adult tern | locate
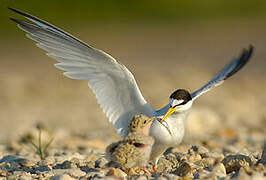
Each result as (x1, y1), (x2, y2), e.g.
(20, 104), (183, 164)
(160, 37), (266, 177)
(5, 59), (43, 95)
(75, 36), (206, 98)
(9, 8), (253, 168)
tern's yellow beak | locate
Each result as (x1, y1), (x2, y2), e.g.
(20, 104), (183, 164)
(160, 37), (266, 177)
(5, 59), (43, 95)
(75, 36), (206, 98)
(162, 107), (179, 121)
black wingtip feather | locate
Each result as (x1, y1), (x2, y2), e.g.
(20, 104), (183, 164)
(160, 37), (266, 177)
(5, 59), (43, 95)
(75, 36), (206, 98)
(8, 7), (20, 13)
(9, 7), (93, 50)
(9, 7), (34, 21)
(225, 45), (254, 80)
(9, 17), (21, 24)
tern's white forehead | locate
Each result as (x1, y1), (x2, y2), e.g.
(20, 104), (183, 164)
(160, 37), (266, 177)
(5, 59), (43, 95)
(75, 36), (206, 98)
(170, 99), (184, 107)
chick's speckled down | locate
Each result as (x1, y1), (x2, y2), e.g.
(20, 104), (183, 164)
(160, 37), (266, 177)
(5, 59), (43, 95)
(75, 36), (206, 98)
(105, 115), (154, 170)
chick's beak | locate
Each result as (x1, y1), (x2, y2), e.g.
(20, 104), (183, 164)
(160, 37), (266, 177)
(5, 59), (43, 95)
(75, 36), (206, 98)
(162, 107), (178, 121)
(142, 120), (152, 135)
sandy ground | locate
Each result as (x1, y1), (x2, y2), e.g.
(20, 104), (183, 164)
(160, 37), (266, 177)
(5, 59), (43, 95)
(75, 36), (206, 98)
(0, 20), (265, 179)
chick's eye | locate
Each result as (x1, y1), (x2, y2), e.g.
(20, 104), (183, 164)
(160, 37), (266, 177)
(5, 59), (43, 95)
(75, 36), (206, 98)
(144, 120), (147, 124)
(133, 143), (145, 148)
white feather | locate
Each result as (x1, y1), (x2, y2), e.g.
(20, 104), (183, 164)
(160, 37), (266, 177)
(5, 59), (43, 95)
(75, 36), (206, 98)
(11, 11), (155, 138)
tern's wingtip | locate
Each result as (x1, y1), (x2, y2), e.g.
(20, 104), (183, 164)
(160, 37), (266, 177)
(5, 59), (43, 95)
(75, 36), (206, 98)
(8, 7), (20, 13)
(248, 44), (254, 54)
(9, 17), (20, 24)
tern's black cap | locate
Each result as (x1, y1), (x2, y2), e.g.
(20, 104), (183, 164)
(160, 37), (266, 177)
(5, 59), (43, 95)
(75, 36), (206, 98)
(170, 89), (192, 105)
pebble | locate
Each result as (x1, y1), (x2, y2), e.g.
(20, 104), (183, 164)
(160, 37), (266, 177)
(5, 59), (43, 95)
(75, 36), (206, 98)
(54, 160), (77, 169)
(187, 154), (202, 163)
(208, 151), (224, 162)
(95, 157), (108, 168)
(257, 142), (266, 165)
(212, 163), (226, 177)
(222, 154), (252, 173)
(171, 161), (192, 177)
(106, 168), (127, 178)
(52, 169), (86, 178)
(135, 175), (148, 180)
(157, 157), (175, 172)
(50, 174), (75, 180)
(161, 173), (180, 179)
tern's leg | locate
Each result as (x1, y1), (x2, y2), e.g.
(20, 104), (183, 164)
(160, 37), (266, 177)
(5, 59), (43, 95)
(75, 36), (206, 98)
(138, 166), (141, 175)
(150, 143), (168, 168)
(152, 164), (157, 172)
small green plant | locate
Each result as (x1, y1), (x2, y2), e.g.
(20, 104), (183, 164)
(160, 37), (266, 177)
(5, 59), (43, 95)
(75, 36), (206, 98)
(30, 129), (54, 160)
(21, 124), (54, 160)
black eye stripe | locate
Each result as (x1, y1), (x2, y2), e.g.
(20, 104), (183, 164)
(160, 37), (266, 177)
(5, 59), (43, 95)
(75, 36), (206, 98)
(179, 101), (187, 105)
(173, 100), (188, 108)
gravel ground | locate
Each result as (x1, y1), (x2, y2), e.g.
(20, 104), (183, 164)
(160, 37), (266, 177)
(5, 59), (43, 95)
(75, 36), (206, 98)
(0, 125), (265, 179)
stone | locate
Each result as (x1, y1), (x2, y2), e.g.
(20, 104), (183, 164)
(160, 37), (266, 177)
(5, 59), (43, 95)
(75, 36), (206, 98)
(95, 157), (108, 168)
(171, 161), (192, 177)
(222, 154), (252, 173)
(257, 142), (266, 166)
(194, 157), (215, 168)
(187, 154), (202, 163)
(16, 158), (36, 168)
(212, 163), (226, 177)
(50, 174), (75, 180)
(54, 160), (77, 169)
(161, 173), (180, 179)
(106, 168), (127, 178)
(157, 157), (175, 172)
(51, 169), (86, 178)
(135, 175), (148, 180)
(38, 158), (55, 166)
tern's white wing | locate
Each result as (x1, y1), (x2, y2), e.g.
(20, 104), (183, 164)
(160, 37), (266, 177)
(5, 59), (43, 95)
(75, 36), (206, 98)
(9, 8), (155, 138)
(191, 46), (253, 100)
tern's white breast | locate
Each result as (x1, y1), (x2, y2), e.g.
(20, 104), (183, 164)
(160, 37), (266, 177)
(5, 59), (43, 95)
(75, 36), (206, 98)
(149, 111), (190, 147)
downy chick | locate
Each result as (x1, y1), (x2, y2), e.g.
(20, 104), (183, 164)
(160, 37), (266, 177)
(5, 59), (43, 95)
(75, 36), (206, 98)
(106, 115), (154, 174)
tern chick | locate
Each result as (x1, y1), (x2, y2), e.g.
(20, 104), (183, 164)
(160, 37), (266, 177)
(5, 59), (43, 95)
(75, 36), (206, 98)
(106, 115), (154, 174)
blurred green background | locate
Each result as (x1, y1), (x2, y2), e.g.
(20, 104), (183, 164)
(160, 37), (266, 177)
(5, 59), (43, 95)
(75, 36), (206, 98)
(1, 0), (266, 34)
(0, 1), (265, 142)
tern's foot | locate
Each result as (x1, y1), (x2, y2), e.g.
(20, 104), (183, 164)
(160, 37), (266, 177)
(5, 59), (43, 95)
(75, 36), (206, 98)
(151, 165), (161, 176)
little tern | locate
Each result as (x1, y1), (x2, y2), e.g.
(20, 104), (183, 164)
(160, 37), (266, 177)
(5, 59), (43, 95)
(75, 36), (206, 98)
(9, 8), (253, 168)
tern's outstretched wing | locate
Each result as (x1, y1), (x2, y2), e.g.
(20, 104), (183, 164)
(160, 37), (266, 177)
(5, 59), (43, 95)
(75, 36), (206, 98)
(191, 46), (253, 100)
(9, 8), (155, 138)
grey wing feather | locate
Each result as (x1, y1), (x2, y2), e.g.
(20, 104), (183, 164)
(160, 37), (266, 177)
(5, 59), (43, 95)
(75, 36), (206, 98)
(191, 46), (253, 100)
(9, 7), (155, 138)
